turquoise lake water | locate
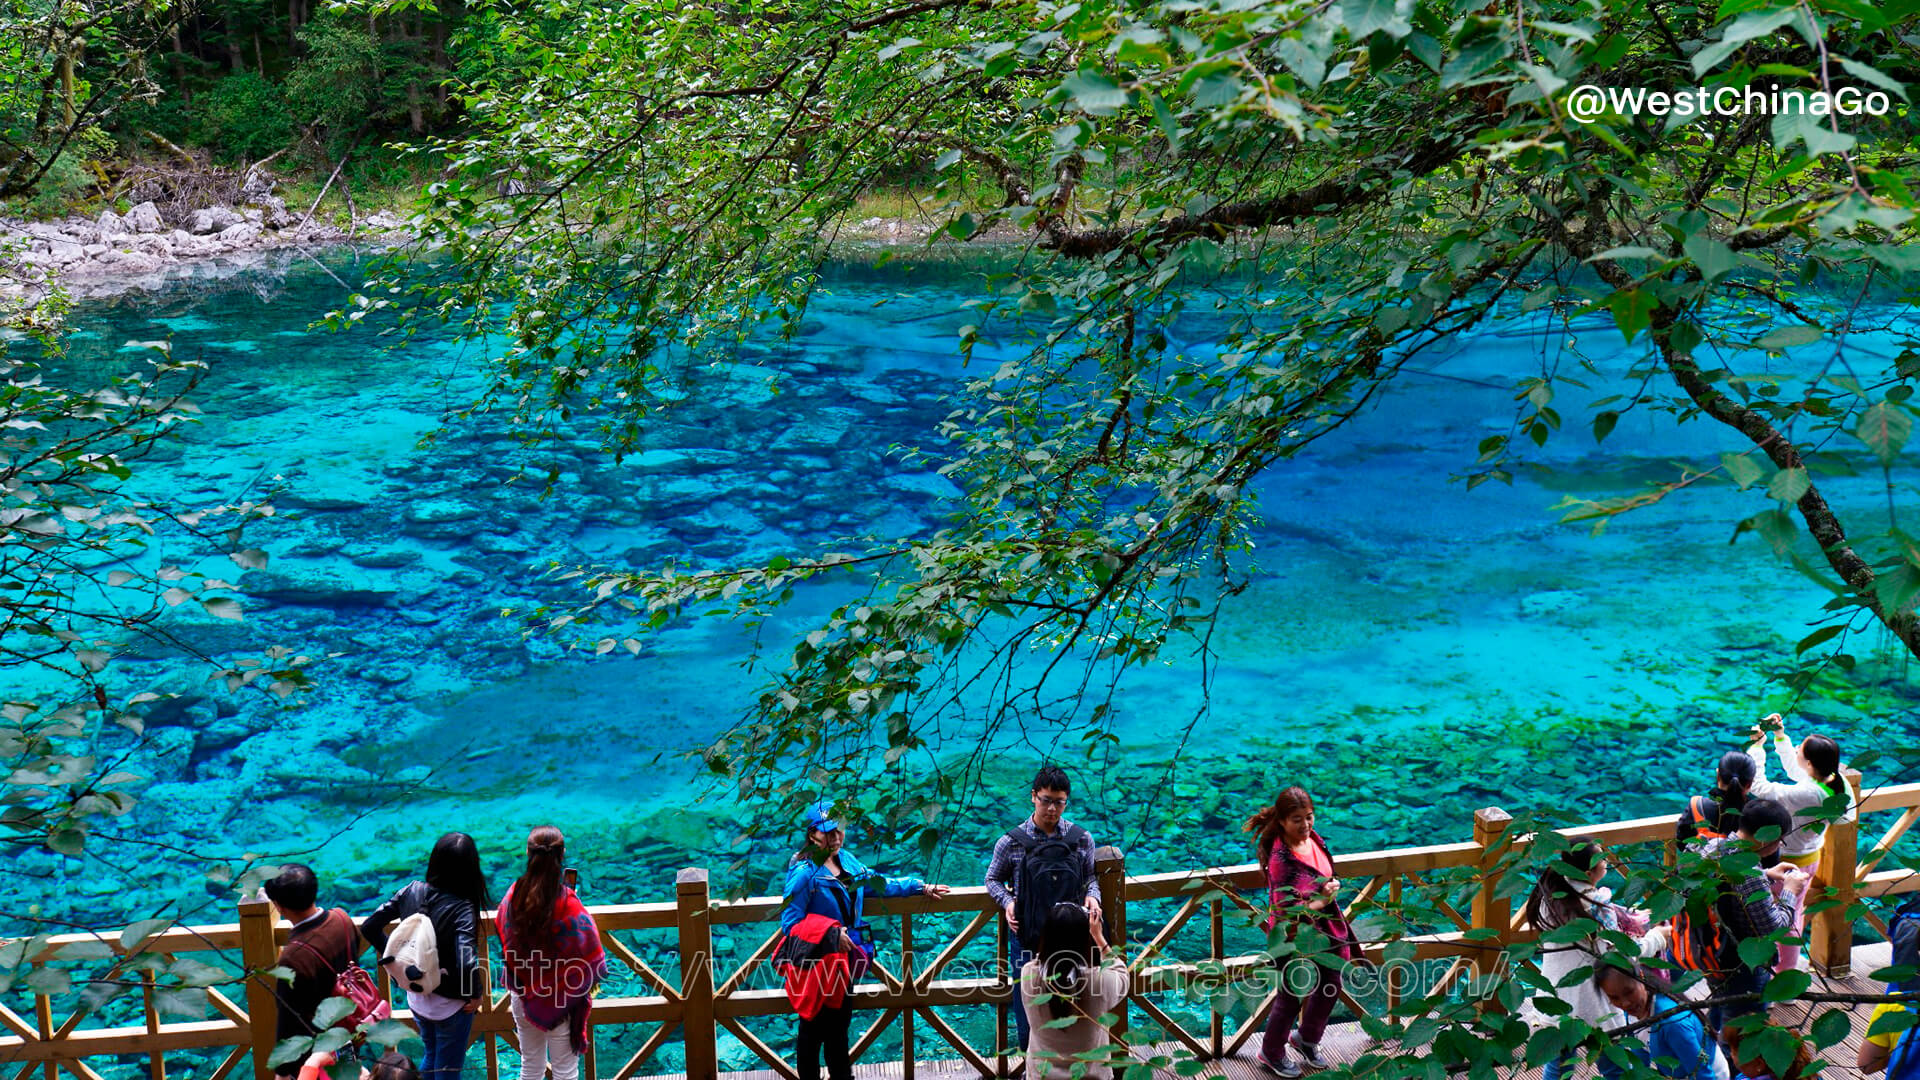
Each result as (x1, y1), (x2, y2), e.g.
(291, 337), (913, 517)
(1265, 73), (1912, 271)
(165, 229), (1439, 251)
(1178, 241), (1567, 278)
(9, 249), (1920, 947)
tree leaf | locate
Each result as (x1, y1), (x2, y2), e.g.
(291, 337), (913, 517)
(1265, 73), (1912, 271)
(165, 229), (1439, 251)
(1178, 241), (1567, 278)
(200, 598), (245, 621)
(1683, 232), (1740, 283)
(1767, 467), (1810, 504)
(1754, 325), (1823, 350)
(1691, 9), (1798, 77)
(1609, 289), (1657, 344)
(1061, 72), (1128, 114)
(311, 996), (355, 1030)
(1855, 401), (1912, 466)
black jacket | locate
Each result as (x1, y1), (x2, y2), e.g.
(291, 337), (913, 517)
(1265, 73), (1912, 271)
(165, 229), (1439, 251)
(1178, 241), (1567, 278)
(362, 881), (484, 1000)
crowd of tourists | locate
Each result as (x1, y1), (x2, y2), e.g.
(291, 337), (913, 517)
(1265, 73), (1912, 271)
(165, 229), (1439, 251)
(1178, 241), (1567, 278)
(253, 713), (1886, 1080)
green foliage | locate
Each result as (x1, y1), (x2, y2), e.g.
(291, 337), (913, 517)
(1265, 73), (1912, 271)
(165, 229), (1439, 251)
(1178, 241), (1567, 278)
(355, 0), (1920, 842)
(331, 0), (1920, 1068)
(197, 71), (296, 163)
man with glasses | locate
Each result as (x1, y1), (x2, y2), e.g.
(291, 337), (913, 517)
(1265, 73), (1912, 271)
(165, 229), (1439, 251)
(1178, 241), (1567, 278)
(983, 764), (1103, 1053)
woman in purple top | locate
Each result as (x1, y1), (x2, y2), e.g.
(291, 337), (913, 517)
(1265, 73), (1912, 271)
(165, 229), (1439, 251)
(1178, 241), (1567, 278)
(1243, 786), (1356, 1078)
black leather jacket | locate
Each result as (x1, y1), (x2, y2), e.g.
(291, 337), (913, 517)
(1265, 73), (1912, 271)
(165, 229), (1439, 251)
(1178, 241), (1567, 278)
(362, 880), (485, 1000)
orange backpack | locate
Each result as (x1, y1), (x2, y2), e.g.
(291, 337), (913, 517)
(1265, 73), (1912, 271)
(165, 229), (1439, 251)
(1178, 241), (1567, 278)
(1685, 796), (1726, 841)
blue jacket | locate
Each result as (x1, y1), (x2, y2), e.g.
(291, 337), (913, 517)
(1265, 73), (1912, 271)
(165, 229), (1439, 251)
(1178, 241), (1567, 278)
(780, 849), (924, 953)
(1637, 994), (1718, 1080)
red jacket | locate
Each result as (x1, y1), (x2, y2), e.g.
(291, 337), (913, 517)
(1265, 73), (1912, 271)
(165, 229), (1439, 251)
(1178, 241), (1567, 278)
(1263, 831), (1358, 961)
(776, 914), (855, 1020)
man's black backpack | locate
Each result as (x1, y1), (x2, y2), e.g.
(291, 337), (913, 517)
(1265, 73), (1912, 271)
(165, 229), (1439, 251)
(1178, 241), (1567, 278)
(1010, 824), (1090, 950)
(1888, 892), (1920, 991)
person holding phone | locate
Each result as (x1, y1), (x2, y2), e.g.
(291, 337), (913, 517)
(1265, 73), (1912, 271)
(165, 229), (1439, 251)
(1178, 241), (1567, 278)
(1243, 786), (1356, 1078)
(496, 827), (606, 1080)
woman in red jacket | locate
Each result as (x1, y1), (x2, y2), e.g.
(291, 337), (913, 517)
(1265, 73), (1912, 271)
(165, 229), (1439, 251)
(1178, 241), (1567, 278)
(1244, 786), (1356, 1078)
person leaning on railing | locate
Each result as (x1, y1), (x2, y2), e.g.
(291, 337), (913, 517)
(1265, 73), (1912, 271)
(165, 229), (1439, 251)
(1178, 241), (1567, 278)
(1518, 840), (1668, 1080)
(780, 801), (949, 1080)
(361, 833), (493, 1080)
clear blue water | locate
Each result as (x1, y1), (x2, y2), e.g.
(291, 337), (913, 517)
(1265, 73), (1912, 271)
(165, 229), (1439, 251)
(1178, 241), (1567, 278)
(10, 250), (1920, 945)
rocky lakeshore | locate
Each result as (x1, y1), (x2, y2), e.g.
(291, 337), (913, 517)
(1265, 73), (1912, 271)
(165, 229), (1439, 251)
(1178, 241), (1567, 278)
(0, 195), (406, 303)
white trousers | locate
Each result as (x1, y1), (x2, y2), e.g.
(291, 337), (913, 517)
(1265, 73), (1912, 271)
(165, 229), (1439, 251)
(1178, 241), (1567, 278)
(509, 995), (579, 1080)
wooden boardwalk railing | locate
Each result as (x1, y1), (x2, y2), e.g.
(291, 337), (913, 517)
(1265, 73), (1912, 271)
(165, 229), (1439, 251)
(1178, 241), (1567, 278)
(6, 776), (1919, 1080)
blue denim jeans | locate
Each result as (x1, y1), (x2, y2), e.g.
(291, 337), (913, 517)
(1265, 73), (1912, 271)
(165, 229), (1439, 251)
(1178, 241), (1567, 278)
(1007, 936), (1035, 1052)
(1707, 966), (1771, 1039)
(418, 1008), (475, 1080)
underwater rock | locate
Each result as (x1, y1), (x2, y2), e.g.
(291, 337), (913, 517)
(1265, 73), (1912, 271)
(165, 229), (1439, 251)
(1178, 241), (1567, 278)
(243, 564), (400, 607)
(624, 448), (745, 474)
(122, 608), (265, 659)
(404, 498), (484, 524)
(770, 407), (864, 451)
(139, 726), (198, 784)
(665, 501), (763, 539)
(142, 781), (242, 834)
(343, 543), (424, 568)
(1519, 590), (1587, 618)
(882, 471), (962, 501)
(280, 489), (375, 511)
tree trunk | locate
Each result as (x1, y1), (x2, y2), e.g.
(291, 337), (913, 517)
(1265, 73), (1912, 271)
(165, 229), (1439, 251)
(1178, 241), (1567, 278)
(228, 36), (245, 73)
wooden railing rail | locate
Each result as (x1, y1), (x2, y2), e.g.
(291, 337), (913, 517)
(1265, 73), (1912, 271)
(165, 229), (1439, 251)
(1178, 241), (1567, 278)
(9, 781), (1920, 1080)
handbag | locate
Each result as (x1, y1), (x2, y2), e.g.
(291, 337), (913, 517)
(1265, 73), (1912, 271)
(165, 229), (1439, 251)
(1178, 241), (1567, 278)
(288, 911), (393, 1031)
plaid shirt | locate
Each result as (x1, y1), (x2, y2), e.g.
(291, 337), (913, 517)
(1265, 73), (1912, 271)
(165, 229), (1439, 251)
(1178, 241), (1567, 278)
(983, 817), (1102, 910)
(1701, 837), (1795, 969)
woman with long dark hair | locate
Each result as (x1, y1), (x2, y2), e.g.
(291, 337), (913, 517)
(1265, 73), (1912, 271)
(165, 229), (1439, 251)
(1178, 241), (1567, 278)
(1519, 841), (1666, 1080)
(496, 827), (606, 1080)
(1019, 902), (1128, 1079)
(363, 833), (493, 1080)
(1677, 752), (1758, 843)
(1243, 786), (1355, 1078)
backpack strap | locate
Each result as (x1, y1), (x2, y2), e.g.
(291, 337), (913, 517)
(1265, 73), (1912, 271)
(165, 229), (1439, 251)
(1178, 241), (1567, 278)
(1889, 1017), (1920, 1080)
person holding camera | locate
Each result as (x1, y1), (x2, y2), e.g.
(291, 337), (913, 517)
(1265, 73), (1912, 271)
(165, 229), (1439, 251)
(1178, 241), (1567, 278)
(495, 827), (605, 1080)
(779, 801), (949, 1080)
(1745, 713), (1850, 971)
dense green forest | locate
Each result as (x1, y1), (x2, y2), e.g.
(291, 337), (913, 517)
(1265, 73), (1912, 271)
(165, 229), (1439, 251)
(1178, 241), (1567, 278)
(0, 0), (487, 218)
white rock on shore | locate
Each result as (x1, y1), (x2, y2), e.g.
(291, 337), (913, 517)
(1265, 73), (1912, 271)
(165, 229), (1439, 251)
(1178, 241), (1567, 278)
(0, 197), (406, 302)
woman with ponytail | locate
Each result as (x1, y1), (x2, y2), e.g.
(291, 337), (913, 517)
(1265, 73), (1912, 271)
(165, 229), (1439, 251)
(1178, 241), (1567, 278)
(1019, 902), (1127, 1079)
(1677, 752), (1757, 843)
(496, 827), (606, 1080)
(1746, 715), (1851, 867)
(1746, 714), (1852, 971)
(1244, 787), (1355, 1078)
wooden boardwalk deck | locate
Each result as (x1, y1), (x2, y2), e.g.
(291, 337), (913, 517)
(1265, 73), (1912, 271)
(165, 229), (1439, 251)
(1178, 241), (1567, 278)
(719, 943), (1898, 1080)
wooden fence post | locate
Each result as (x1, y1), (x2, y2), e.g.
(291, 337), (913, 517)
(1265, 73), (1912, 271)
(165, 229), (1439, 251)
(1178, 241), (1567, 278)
(239, 897), (279, 1080)
(1095, 846), (1127, 1039)
(676, 868), (717, 1080)
(1810, 769), (1863, 977)
(1470, 808), (1513, 990)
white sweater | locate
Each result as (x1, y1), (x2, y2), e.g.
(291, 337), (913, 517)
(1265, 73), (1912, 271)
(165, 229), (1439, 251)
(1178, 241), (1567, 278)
(1746, 731), (1853, 859)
